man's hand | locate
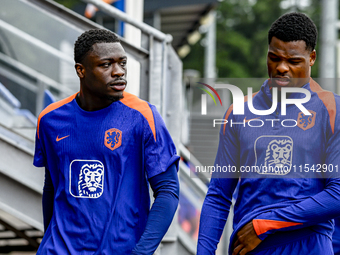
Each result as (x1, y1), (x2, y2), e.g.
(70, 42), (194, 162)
(232, 221), (262, 255)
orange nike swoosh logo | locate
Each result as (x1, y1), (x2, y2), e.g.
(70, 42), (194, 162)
(244, 117), (261, 123)
(56, 135), (70, 142)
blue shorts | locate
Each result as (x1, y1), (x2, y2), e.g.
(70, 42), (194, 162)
(248, 228), (333, 255)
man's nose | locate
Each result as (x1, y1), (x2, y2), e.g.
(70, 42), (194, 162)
(112, 63), (124, 77)
(277, 61), (289, 74)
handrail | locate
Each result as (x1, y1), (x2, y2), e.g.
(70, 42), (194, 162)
(0, 82), (21, 109)
(178, 143), (203, 170)
(0, 52), (73, 95)
(0, 124), (34, 156)
(0, 19), (74, 64)
(25, 0), (149, 59)
(178, 143), (210, 184)
(82, 0), (173, 42)
(179, 161), (207, 198)
(178, 228), (196, 254)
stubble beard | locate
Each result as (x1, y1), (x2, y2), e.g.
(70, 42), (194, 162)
(106, 94), (124, 102)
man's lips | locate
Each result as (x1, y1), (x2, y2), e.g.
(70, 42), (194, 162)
(272, 77), (290, 86)
(111, 84), (126, 91)
(109, 80), (126, 91)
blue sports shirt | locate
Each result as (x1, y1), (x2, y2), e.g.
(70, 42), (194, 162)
(34, 91), (179, 254)
(197, 79), (340, 254)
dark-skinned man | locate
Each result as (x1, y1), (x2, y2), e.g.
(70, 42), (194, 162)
(197, 12), (340, 255)
(34, 29), (179, 255)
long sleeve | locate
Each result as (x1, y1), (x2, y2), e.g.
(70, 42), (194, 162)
(42, 168), (54, 232)
(253, 177), (340, 239)
(197, 177), (238, 254)
(131, 163), (179, 255)
(197, 106), (240, 254)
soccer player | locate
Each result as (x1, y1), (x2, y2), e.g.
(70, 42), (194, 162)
(197, 12), (340, 255)
(33, 29), (180, 254)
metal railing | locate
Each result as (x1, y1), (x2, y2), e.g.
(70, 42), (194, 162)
(0, 52), (72, 116)
(82, 0), (173, 42)
(0, 19), (74, 64)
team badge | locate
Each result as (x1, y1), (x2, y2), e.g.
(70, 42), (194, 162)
(255, 136), (293, 175)
(69, 160), (104, 198)
(104, 128), (122, 151)
(297, 110), (316, 131)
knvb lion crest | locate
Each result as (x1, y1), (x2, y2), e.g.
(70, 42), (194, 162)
(78, 163), (104, 198)
(264, 138), (293, 175)
(69, 159), (104, 198)
(254, 136), (293, 175)
(104, 128), (122, 151)
(297, 110), (316, 131)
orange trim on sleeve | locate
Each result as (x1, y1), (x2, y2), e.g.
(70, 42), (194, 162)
(223, 92), (258, 135)
(309, 78), (336, 134)
(253, 219), (302, 236)
(37, 93), (78, 139)
(120, 92), (156, 141)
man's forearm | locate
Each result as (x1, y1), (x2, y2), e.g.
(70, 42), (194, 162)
(131, 164), (179, 255)
(253, 179), (340, 239)
(197, 178), (238, 255)
(42, 168), (54, 232)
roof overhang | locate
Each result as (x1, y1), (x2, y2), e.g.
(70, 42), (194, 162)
(144, 0), (218, 50)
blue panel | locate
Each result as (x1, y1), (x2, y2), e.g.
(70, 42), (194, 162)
(114, 0), (125, 36)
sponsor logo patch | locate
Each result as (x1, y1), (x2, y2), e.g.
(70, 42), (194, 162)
(255, 136), (293, 175)
(69, 160), (104, 198)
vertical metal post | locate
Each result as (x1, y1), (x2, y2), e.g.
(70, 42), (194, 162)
(337, 42), (340, 95)
(148, 35), (154, 103)
(159, 44), (183, 255)
(204, 10), (216, 79)
(319, 0), (338, 91)
(161, 40), (168, 119)
(153, 11), (161, 30)
(148, 36), (163, 112)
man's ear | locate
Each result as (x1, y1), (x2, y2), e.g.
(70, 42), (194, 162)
(310, 50), (316, 66)
(75, 63), (85, 78)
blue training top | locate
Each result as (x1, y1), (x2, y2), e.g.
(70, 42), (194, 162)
(34, 91), (179, 254)
(197, 79), (340, 254)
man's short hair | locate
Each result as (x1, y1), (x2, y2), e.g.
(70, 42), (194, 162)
(74, 29), (120, 63)
(268, 12), (317, 52)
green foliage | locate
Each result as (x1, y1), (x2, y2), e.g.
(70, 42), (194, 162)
(182, 42), (205, 76)
(52, 0), (80, 9)
(182, 0), (321, 79)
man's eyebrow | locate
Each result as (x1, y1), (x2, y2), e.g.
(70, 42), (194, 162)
(268, 52), (278, 56)
(99, 56), (127, 61)
(289, 57), (304, 60)
(268, 52), (303, 59)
